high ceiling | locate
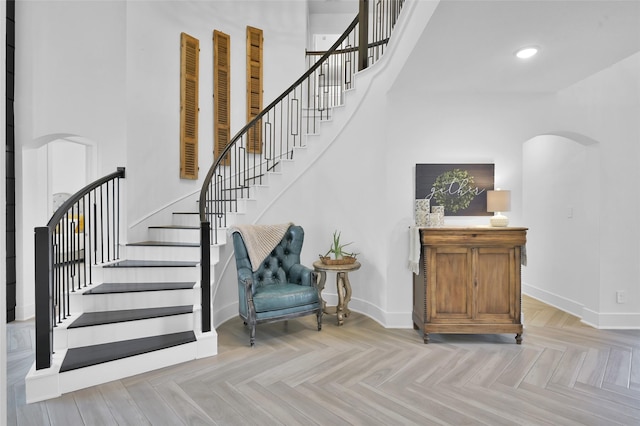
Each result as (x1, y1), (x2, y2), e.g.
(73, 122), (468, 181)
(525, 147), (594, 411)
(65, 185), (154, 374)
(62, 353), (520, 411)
(310, 0), (640, 93)
(308, 0), (359, 15)
(394, 0), (640, 93)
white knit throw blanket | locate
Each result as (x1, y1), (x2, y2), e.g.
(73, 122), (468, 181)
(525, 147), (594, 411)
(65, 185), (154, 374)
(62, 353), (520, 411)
(408, 225), (421, 275)
(230, 223), (294, 271)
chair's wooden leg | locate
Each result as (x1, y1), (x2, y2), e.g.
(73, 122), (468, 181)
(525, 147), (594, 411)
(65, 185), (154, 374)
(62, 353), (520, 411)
(317, 309), (323, 331)
(250, 323), (256, 347)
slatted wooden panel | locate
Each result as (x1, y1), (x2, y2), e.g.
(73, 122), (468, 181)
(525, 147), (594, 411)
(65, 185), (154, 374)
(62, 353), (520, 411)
(180, 32), (199, 179)
(246, 26), (263, 154)
(214, 30), (231, 166)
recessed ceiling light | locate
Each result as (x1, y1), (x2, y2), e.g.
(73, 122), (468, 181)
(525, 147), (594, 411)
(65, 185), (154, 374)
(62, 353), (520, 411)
(515, 46), (539, 59)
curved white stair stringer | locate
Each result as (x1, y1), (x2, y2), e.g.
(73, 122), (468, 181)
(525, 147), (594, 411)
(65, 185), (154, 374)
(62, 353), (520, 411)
(239, 0), (441, 226)
(210, 0), (442, 329)
(208, 55), (384, 329)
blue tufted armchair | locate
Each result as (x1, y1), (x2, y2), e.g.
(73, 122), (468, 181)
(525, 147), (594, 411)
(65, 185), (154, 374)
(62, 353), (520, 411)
(232, 225), (322, 346)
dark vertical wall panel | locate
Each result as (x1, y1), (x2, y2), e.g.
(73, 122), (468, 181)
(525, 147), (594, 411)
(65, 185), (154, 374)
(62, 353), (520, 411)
(6, 0), (16, 322)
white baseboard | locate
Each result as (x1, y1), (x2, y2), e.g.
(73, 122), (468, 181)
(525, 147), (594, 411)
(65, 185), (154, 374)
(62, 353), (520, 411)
(522, 283), (584, 318)
(339, 297), (412, 329)
(581, 307), (640, 329)
(16, 303), (35, 321)
(213, 301), (240, 329)
(523, 282), (640, 329)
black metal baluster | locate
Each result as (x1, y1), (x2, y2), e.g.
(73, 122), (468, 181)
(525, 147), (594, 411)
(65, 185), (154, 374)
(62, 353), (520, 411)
(54, 230), (61, 324)
(82, 196), (88, 286)
(63, 219), (69, 320)
(92, 193), (97, 265)
(100, 186), (104, 263)
(35, 168), (125, 370)
(196, 4), (405, 351)
(70, 209), (76, 290)
(106, 181), (111, 261)
(116, 176), (120, 259)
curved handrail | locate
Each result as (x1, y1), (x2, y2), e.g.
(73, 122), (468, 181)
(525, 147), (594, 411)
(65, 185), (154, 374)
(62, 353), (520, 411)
(199, 1), (406, 231)
(34, 167), (126, 369)
(305, 38), (391, 57)
(198, 0), (405, 334)
(47, 167), (125, 228)
(198, 16), (359, 222)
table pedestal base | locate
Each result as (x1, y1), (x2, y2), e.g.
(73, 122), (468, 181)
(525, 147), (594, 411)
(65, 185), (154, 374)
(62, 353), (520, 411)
(313, 261), (360, 326)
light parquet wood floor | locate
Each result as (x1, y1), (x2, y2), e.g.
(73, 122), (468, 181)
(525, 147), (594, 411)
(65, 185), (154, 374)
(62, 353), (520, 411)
(7, 296), (640, 425)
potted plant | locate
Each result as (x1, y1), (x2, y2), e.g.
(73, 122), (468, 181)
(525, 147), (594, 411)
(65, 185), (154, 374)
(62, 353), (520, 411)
(320, 230), (358, 264)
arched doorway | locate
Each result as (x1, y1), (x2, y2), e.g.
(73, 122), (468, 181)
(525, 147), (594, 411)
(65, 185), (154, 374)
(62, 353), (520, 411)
(16, 134), (97, 321)
(522, 132), (600, 320)
(26, 133), (97, 215)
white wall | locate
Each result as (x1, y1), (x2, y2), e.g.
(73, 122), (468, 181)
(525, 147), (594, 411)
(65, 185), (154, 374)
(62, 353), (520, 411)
(15, 1), (308, 319)
(260, 77), (394, 321)
(15, 0), (127, 320)
(17, 1), (127, 167)
(382, 54), (639, 327)
(384, 92), (557, 324)
(308, 12), (356, 48)
(124, 1), (308, 241)
(523, 52), (640, 327)
(381, 11), (639, 328)
(14, 0), (640, 330)
(213, 0), (444, 328)
(49, 140), (87, 199)
(215, 2), (640, 329)
(523, 135), (600, 320)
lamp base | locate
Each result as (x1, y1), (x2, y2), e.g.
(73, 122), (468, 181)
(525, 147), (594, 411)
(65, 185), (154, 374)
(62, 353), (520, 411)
(490, 214), (509, 227)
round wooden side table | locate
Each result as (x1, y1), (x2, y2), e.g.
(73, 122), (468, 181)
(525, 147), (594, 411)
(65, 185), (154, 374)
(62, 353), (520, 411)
(313, 260), (361, 326)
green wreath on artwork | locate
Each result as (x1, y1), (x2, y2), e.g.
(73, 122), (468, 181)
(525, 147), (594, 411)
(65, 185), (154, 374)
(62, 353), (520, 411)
(432, 169), (477, 213)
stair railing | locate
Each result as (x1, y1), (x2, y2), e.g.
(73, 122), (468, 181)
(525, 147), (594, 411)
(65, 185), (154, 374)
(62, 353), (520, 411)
(34, 167), (126, 370)
(199, 0), (405, 333)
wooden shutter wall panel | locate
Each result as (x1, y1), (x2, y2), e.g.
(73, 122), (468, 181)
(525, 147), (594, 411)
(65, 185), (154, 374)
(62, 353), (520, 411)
(180, 32), (199, 179)
(214, 30), (231, 165)
(246, 26), (263, 154)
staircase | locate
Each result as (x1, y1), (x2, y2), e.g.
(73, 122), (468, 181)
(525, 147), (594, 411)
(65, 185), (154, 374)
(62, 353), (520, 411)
(26, 211), (217, 403)
(27, 0), (408, 403)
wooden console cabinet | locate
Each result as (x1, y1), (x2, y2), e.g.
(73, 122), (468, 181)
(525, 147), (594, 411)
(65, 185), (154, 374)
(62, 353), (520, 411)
(412, 227), (527, 344)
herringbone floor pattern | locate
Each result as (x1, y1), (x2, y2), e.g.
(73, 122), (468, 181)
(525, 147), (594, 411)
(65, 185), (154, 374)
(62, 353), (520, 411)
(7, 296), (640, 425)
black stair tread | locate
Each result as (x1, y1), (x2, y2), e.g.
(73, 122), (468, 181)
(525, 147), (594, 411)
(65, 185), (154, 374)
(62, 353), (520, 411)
(68, 305), (193, 328)
(84, 282), (196, 294)
(60, 331), (196, 372)
(126, 241), (199, 247)
(104, 259), (198, 268)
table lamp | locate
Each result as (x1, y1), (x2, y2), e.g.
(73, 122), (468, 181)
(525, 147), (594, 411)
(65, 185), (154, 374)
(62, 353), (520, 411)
(487, 189), (511, 227)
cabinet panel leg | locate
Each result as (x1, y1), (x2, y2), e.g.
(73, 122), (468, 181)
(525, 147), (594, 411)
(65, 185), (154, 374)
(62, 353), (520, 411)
(423, 333), (429, 344)
(516, 333), (522, 344)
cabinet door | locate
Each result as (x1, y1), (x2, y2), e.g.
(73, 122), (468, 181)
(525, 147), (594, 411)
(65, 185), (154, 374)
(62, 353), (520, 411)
(428, 246), (472, 322)
(474, 247), (517, 323)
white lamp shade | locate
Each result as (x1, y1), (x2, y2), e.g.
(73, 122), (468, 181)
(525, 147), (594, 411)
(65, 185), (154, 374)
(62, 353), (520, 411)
(487, 190), (511, 213)
(487, 190), (511, 227)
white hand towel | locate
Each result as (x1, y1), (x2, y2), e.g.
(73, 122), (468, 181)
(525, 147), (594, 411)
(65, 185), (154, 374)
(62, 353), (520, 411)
(408, 226), (420, 275)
